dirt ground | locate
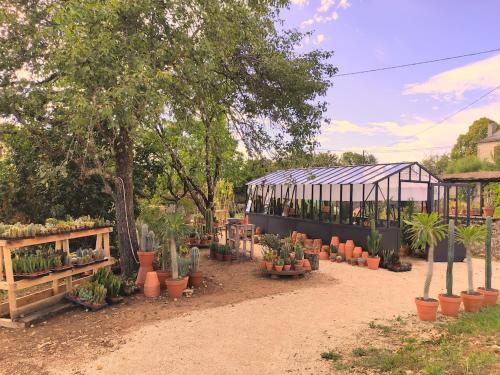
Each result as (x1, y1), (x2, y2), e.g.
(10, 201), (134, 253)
(0, 246), (498, 375)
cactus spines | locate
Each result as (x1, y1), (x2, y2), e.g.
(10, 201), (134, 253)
(485, 217), (492, 290)
(146, 230), (155, 252)
(446, 219), (455, 296)
(139, 223), (149, 251)
(191, 247), (200, 273)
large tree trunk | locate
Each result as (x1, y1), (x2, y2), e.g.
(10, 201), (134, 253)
(114, 127), (139, 276)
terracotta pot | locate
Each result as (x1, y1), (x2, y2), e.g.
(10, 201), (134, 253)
(294, 263), (303, 271)
(255, 226), (262, 235)
(223, 254), (232, 262)
(366, 256), (380, 270)
(461, 291), (484, 312)
(143, 271), (160, 298)
(265, 261), (273, 271)
(399, 245), (409, 258)
(345, 244), (354, 260)
(477, 287), (499, 307)
(165, 277), (188, 299)
(189, 271), (203, 288)
(136, 251), (155, 286)
(283, 264), (291, 271)
(415, 297), (439, 321)
(194, 239), (201, 245)
(303, 258), (312, 271)
(295, 259), (304, 267)
(451, 207), (456, 215)
(438, 294), (461, 317)
(338, 243), (345, 256)
(319, 251), (329, 260)
(470, 208), (479, 216)
(330, 236), (340, 246)
(353, 246), (362, 259)
(156, 271), (171, 288)
(304, 239), (314, 248)
(216, 253), (223, 261)
(345, 240), (354, 248)
(357, 258), (366, 267)
(362, 251), (369, 260)
(275, 265), (283, 272)
(260, 261), (267, 270)
(482, 207), (494, 217)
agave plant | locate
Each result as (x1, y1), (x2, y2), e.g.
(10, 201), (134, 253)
(456, 224), (486, 295)
(405, 212), (446, 300)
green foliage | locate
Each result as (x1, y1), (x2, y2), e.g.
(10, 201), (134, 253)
(339, 151), (377, 166)
(73, 281), (107, 305)
(445, 155), (497, 173)
(451, 117), (498, 159)
(320, 351), (342, 361)
(260, 234), (281, 252)
(485, 217), (492, 289)
(294, 244), (304, 260)
(177, 256), (190, 278)
(91, 268), (122, 298)
(367, 219), (381, 257)
(446, 220), (455, 296)
(421, 154), (451, 175)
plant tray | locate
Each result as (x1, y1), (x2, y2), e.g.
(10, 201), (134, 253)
(65, 294), (108, 311)
(106, 296), (124, 305)
(50, 265), (74, 273)
(13, 271), (51, 280)
(262, 269), (306, 279)
(94, 257), (108, 264)
(73, 261), (96, 268)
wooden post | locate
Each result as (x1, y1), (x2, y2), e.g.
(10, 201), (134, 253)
(0, 246), (4, 282)
(62, 239), (72, 291)
(104, 233), (110, 258)
(3, 248), (18, 319)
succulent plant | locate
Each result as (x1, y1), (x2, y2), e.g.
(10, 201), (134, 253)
(191, 247), (200, 273)
(177, 256), (190, 278)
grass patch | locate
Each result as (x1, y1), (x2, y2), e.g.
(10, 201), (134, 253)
(332, 306), (500, 374)
(320, 351), (341, 361)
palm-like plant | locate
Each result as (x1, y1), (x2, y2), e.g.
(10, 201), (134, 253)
(456, 224), (486, 294)
(405, 213), (447, 300)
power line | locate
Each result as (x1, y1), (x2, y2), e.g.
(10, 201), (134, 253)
(316, 145), (453, 153)
(334, 48), (500, 77)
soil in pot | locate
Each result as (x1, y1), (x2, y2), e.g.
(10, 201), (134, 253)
(165, 277), (189, 299)
(438, 294), (461, 317)
(461, 291), (484, 312)
(189, 271), (203, 288)
(366, 256), (380, 270)
(415, 297), (439, 321)
(477, 287), (499, 307)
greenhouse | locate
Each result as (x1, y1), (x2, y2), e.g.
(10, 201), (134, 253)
(246, 162), (473, 261)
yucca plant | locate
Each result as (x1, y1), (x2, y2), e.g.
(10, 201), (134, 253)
(456, 224), (486, 294)
(405, 212), (446, 300)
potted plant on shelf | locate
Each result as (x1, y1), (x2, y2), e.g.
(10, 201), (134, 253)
(405, 213), (447, 321)
(189, 247), (203, 288)
(456, 223), (486, 312)
(283, 258), (291, 271)
(264, 252), (273, 271)
(482, 185), (495, 217)
(274, 258), (284, 272)
(366, 219), (381, 270)
(294, 244), (304, 271)
(477, 217), (499, 306)
(438, 220), (461, 317)
(135, 223), (156, 286)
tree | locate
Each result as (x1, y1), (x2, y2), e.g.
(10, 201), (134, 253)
(451, 117), (498, 159)
(456, 225), (486, 294)
(339, 151), (377, 165)
(421, 154), (450, 175)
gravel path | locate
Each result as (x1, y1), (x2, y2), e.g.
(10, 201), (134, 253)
(51, 258), (499, 375)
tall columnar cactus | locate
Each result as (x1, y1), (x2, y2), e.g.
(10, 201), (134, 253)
(485, 217), (492, 290)
(191, 247), (200, 273)
(205, 209), (213, 235)
(146, 230), (155, 251)
(446, 219), (455, 296)
(139, 223), (149, 250)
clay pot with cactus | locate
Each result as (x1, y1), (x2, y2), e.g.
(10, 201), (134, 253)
(366, 220), (381, 270)
(438, 220), (461, 317)
(136, 223), (156, 286)
(406, 213), (447, 321)
(477, 218), (499, 306)
(456, 223), (486, 312)
(189, 247), (203, 288)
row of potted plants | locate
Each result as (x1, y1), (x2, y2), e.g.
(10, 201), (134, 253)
(209, 242), (233, 261)
(410, 214), (498, 321)
(260, 233), (311, 273)
(0, 216), (111, 240)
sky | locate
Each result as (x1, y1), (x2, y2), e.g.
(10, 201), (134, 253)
(282, 0), (500, 163)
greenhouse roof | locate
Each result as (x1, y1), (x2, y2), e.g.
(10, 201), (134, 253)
(246, 162), (437, 186)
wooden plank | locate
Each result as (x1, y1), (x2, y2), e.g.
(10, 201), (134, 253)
(103, 233), (110, 258)
(12, 292), (67, 318)
(3, 247), (16, 319)
(0, 317), (26, 329)
(13, 258), (115, 290)
(15, 302), (75, 327)
(0, 246), (4, 281)
(0, 227), (113, 248)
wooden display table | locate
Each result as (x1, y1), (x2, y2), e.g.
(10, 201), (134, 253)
(225, 223), (255, 260)
(0, 227), (114, 328)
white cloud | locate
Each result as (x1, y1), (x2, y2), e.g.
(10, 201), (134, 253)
(301, 11), (338, 28)
(318, 0), (335, 13)
(291, 0), (310, 6)
(313, 33), (326, 45)
(337, 0), (351, 9)
(404, 53), (500, 100)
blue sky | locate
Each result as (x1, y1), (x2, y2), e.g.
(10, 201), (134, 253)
(282, 0), (500, 162)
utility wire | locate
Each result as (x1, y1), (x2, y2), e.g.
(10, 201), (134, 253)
(334, 48), (500, 77)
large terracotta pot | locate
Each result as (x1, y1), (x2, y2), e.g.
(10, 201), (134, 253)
(291, 231), (298, 243)
(144, 271), (160, 298)
(366, 256), (380, 270)
(156, 271), (171, 289)
(438, 294), (461, 317)
(345, 244), (354, 260)
(415, 297), (439, 321)
(136, 251), (155, 286)
(283, 264), (291, 271)
(265, 261), (273, 271)
(338, 243), (345, 256)
(330, 236), (340, 246)
(482, 207), (494, 217)
(477, 287), (499, 307)
(319, 251), (329, 260)
(189, 271), (203, 288)
(461, 291), (484, 312)
(353, 246), (362, 259)
(166, 276), (189, 299)
(345, 240), (354, 248)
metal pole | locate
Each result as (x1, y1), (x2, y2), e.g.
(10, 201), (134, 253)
(349, 184), (353, 225)
(397, 173), (401, 227)
(374, 183), (379, 226)
(319, 184), (323, 222)
(339, 185), (343, 224)
(386, 179), (390, 228)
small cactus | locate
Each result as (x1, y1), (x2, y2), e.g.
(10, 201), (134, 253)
(191, 247), (200, 273)
(485, 217), (492, 290)
(446, 219), (455, 296)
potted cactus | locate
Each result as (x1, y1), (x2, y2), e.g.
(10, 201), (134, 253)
(405, 213), (447, 321)
(274, 258), (284, 272)
(477, 218), (499, 306)
(438, 220), (462, 317)
(165, 215), (190, 299)
(366, 220), (381, 270)
(189, 247), (203, 288)
(135, 223), (156, 286)
(456, 223), (486, 312)
(482, 186), (495, 217)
